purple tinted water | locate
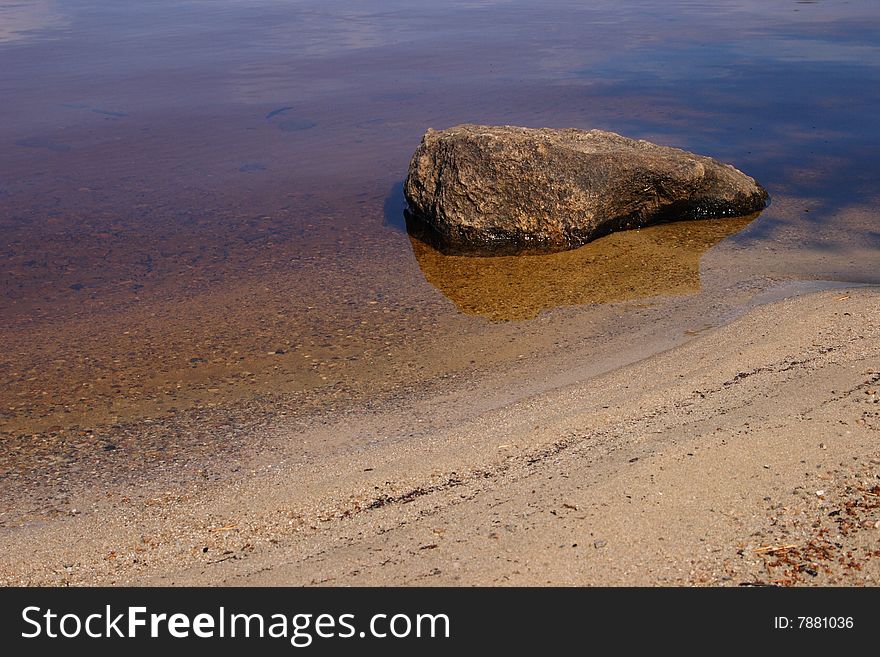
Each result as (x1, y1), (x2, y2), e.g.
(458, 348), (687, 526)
(0, 1), (878, 436)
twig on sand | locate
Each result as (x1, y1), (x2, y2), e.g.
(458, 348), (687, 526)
(754, 544), (798, 554)
(207, 554), (236, 565)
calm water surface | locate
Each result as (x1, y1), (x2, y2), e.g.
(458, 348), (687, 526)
(1, 0), (879, 438)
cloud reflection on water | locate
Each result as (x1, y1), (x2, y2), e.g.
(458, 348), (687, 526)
(0, 0), (66, 45)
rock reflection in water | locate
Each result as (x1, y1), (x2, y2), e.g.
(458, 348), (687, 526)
(409, 215), (758, 321)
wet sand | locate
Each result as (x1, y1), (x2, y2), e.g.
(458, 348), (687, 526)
(1, 286), (877, 586)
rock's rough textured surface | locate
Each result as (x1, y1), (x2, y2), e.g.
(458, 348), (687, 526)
(404, 124), (768, 254)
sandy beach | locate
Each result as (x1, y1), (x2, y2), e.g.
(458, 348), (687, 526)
(1, 286), (877, 586)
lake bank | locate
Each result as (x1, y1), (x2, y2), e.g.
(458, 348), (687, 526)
(2, 0), (879, 588)
(2, 285), (877, 586)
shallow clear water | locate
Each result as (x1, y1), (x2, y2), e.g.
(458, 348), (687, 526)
(1, 0), (878, 435)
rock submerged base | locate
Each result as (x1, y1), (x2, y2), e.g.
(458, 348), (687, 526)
(404, 125), (768, 255)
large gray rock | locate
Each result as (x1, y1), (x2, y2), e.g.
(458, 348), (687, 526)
(404, 124), (768, 255)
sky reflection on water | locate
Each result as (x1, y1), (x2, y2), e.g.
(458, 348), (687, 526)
(1, 0), (878, 319)
(1, 0), (878, 439)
